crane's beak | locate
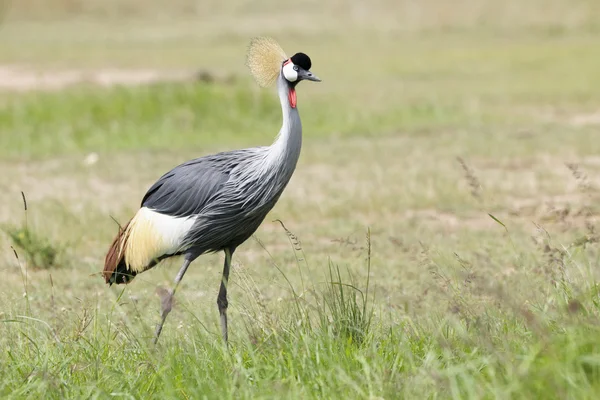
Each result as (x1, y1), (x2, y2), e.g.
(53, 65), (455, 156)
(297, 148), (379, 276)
(298, 68), (321, 82)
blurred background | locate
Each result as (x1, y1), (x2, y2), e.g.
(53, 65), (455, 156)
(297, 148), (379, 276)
(2, 0), (600, 155)
(1, 0), (600, 349)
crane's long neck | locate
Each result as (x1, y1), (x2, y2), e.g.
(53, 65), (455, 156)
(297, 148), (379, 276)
(267, 73), (302, 176)
(238, 73), (302, 210)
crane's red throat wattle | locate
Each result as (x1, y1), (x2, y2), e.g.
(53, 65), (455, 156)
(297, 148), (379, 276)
(288, 88), (297, 108)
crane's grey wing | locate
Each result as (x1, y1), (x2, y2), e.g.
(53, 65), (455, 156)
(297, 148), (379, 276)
(141, 157), (234, 218)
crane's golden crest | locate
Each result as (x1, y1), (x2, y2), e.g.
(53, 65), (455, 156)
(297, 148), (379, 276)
(246, 37), (288, 87)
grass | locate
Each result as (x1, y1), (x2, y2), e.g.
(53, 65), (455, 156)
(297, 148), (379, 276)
(0, 79), (511, 159)
(2, 0), (600, 398)
(4, 231), (600, 398)
(4, 226), (62, 270)
(2, 193), (64, 270)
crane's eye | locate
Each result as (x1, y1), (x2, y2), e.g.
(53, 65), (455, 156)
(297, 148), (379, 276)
(293, 66), (299, 71)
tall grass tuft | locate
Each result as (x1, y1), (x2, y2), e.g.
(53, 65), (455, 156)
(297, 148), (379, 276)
(2, 192), (63, 270)
(5, 227), (61, 270)
(319, 229), (373, 346)
(239, 224), (374, 349)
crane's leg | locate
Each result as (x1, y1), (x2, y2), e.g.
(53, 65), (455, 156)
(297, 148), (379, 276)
(153, 257), (192, 345)
(217, 247), (234, 344)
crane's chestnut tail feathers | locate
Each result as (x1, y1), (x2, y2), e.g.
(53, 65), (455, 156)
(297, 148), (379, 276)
(104, 219), (135, 284)
(103, 219), (165, 285)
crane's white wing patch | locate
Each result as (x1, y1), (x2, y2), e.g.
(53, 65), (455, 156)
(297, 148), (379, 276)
(123, 207), (197, 272)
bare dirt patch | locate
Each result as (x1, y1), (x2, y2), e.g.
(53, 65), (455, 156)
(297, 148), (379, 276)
(0, 65), (214, 92)
(570, 112), (600, 127)
(529, 106), (600, 127)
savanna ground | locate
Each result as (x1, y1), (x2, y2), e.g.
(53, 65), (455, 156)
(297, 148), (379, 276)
(2, 0), (600, 398)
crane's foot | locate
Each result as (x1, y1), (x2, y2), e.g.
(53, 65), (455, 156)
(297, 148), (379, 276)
(219, 309), (228, 345)
(153, 288), (174, 345)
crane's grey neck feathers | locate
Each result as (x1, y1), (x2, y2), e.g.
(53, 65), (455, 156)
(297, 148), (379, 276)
(232, 71), (302, 210)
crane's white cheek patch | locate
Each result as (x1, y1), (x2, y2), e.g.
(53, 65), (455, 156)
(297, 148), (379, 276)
(282, 63), (298, 82)
(124, 207), (197, 272)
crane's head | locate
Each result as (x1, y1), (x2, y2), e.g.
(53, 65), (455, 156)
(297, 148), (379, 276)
(246, 37), (321, 88)
(281, 52), (321, 86)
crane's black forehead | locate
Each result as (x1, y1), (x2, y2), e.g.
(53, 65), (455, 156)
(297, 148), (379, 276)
(290, 52), (312, 70)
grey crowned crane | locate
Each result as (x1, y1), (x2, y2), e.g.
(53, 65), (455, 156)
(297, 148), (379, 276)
(103, 37), (320, 344)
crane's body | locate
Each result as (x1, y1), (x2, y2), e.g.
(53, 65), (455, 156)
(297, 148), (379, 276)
(103, 37), (320, 344)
